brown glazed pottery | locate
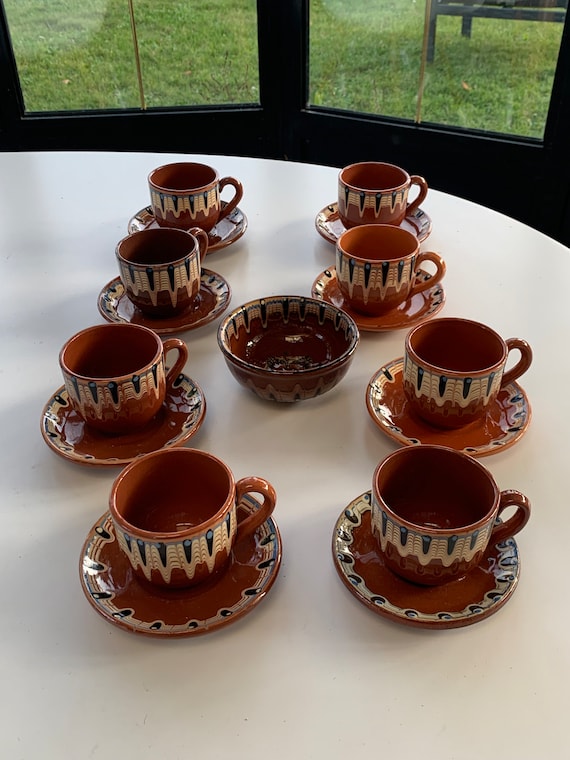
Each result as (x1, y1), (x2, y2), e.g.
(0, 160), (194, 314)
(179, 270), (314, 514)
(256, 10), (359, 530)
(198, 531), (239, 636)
(109, 447), (276, 589)
(217, 295), (360, 402)
(80, 492), (282, 636)
(116, 227), (208, 317)
(365, 357), (531, 457)
(332, 492), (522, 630)
(335, 223), (446, 315)
(371, 445), (531, 586)
(403, 317), (533, 429)
(148, 162), (243, 233)
(338, 162), (428, 228)
(59, 323), (188, 435)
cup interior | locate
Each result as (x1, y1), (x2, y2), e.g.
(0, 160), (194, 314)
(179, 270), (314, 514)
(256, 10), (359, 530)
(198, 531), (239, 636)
(375, 446), (497, 530)
(61, 325), (160, 378)
(114, 449), (232, 535)
(407, 319), (506, 372)
(117, 228), (197, 267)
(149, 162), (217, 192)
(338, 224), (417, 261)
(340, 162), (407, 191)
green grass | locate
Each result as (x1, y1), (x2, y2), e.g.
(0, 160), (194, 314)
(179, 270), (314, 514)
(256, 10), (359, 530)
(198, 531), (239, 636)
(4, 0), (564, 137)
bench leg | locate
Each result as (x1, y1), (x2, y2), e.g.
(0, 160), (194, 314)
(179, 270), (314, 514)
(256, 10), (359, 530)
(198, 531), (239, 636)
(461, 15), (473, 37)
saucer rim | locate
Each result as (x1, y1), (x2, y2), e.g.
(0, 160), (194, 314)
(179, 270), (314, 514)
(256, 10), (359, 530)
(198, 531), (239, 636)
(40, 373), (206, 467)
(365, 357), (531, 457)
(127, 202), (248, 252)
(311, 266), (445, 332)
(97, 268), (231, 335)
(79, 495), (282, 637)
(315, 201), (433, 244)
(332, 491), (520, 630)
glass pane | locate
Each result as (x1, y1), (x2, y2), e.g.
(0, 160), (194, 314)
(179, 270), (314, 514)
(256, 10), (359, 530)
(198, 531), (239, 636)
(309, 0), (566, 139)
(3, 0), (259, 112)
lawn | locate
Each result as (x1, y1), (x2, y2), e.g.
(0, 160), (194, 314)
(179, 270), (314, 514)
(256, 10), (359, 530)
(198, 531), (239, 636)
(3, 0), (564, 138)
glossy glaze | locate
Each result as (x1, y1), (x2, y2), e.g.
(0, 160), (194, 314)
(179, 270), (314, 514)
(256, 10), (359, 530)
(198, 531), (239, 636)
(365, 358), (531, 457)
(98, 270), (231, 335)
(80, 494), (281, 636)
(311, 267), (445, 332)
(218, 295), (359, 402)
(129, 203), (248, 251)
(40, 373), (206, 466)
(315, 202), (432, 244)
(332, 492), (521, 629)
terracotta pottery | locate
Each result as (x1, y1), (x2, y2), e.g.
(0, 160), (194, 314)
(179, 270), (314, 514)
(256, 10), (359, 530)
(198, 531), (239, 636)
(315, 202), (432, 245)
(365, 358), (531, 457)
(148, 162), (243, 233)
(335, 224), (445, 316)
(311, 267), (445, 332)
(116, 227), (208, 317)
(403, 317), (533, 429)
(109, 447), (277, 589)
(128, 203), (248, 252)
(337, 162), (428, 228)
(59, 323), (188, 435)
(217, 295), (360, 402)
(332, 492), (521, 630)
(80, 493), (281, 636)
(97, 269), (232, 335)
(371, 445), (531, 586)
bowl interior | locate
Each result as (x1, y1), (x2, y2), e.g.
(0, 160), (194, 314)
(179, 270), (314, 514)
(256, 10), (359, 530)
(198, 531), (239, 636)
(220, 297), (358, 372)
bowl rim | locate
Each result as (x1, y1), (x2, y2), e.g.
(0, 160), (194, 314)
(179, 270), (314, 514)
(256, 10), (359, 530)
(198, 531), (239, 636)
(217, 294), (360, 374)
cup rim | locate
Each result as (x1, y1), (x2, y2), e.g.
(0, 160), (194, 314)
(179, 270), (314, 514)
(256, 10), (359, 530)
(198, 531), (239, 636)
(373, 444), (500, 534)
(339, 161), (410, 191)
(337, 223), (418, 261)
(109, 447), (235, 540)
(116, 227), (200, 268)
(148, 161), (219, 193)
(405, 317), (508, 375)
(59, 323), (163, 382)
(217, 294), (360, 373)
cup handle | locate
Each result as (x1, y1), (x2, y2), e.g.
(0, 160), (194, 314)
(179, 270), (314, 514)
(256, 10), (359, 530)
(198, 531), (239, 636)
(501, 338), (533, 387)
(217, 176), (243, 222)
(406, 175), (428, 214)
(234, 476), (277, 542)
(490, 489), (531, 545)
(162, 338), (188, 390)
(409, 251), (446, 296)
(187, 226), (209, 262)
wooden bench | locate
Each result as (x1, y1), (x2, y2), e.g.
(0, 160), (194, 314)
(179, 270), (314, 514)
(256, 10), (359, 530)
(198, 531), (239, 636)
(426, 0), (568, 62)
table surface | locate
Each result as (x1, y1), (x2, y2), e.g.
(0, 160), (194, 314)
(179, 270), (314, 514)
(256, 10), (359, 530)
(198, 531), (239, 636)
(1, 151), (567, 759)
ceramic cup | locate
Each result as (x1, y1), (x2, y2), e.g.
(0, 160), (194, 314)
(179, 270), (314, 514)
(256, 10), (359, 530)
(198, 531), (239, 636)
(59, 323), (188, 435)
(116, 227), (209, 317)
(371, 444), (531, 586)
(148, 161), (243, 233)
(109, 447), (277, 589)
(335, 223), (446, 315)
(338, 161), (428, 229)
(402, 317), (533, 429)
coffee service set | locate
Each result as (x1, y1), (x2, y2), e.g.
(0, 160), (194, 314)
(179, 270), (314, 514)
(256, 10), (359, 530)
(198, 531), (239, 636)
(40, 160), (532, 635)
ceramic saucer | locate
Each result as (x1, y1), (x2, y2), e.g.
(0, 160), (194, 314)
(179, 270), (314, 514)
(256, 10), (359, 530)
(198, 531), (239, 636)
(79, 494), (282, 636)
(311, 267), (445, 332)
(315, 202), (432, 245)
(40, 373), (206, 467)
(332, 492), (520, 630)
(365, 358), (531, 457)
(128, 202), (248, 252)
(97, 269), (231, 335)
